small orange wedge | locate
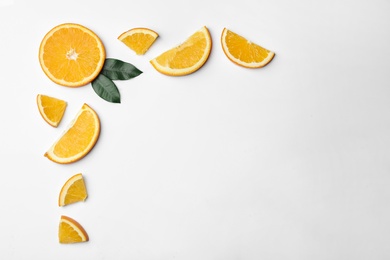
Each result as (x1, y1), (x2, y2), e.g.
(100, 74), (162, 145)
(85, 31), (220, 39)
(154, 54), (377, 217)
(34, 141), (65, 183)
(36, 94), (67, 127)
(150, 26), (212, 76)
(44, 103), (100, 164)
(59, 215), (89, 244)
(118, 27), (158, 55)
(221, 28), (275, 68)
(58, 173), (88, 206)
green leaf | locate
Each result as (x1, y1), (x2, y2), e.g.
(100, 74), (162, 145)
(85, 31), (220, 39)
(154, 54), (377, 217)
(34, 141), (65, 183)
(101, 58), (143, 80)
(91, 74), (121, 103)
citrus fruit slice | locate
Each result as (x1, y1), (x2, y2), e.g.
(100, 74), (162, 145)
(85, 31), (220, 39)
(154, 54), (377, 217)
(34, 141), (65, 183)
(150, 26), (212, 76)
(118, 27), (158, 55)
(58, 173), (88, 206)
(59, 215), (89, 244)
(44, 103), (100, 164)
(36, 94), (67, 127)
(39, 23), (106, 87)
(221, 28), (275, 68)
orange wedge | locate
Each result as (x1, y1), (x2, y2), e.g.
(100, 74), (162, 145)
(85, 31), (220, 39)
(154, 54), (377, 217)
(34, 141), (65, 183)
(36, 94), (67, 127)
(150, 26), (212, 76)
(58, 173), (88, 206)
(44, 103), (100, 164)
(221, 28), (275, 68)
(39, 23), (106, 87)
(59, 215), (89, 244)
(118, 27), (158, 55)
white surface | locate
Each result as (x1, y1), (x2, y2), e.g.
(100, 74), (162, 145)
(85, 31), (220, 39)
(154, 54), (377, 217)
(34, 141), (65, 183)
(1, 0), (390, 259)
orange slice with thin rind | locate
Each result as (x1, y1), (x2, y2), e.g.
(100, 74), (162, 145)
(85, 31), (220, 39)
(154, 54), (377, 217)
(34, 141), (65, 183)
(118, 27), (158, 55)
(150, 26), (212, 76)
(44, 103), (100, 164)
(36, 94), (67, 127)
(221, 28), (275, 68)
(58, 173), (88, 206)
(59, 215), (89, 244)
(39, 23), (106, 87)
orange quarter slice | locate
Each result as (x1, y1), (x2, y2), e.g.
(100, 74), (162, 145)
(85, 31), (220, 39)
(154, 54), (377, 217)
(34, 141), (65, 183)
(58, 173), (88, 206)
(59, 215), (89, 244)
(118, 27), (158, 55)
(36, 94), (67, 127)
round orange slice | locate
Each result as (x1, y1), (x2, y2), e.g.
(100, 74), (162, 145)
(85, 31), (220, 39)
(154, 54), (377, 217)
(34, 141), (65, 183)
(118, 27), (158, 55)
(36, 94), (67, 127)
(221, 28), (275, 68)
(44, 103), (100, 164)
(59, 215), (89, 244)
(150, 26), (212, 76)
(58, 173), (88, 206)
(39, 23), (106, 87)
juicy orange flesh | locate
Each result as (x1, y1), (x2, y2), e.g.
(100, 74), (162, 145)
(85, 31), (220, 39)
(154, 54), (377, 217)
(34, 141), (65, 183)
(59, 221), (84, 243)
(155, 31), (207, 69)
(53, 110), (96, 158)
(64, 178), (87, 205)
(40, 95), (66, 124)
(42, 27), (103, 83)
(225, 30), (270, 63)
(122, 33), (156, 55)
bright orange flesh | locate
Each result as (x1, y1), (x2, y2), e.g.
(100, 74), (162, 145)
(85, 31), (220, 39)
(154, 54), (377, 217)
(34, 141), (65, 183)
(39, 23), (106, 87)
(118, 27), (158, 55)
(44, 103), (100, 164)
(59, 173), (88, 206)
(221, 28), (274, 68)
(59, 215), (89, 244)
(36, 94), (67, 127)
(150, 26), (212, 76)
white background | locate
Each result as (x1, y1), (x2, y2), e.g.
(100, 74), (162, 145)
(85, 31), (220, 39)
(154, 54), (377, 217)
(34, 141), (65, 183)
(1, 0), (390, 259)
